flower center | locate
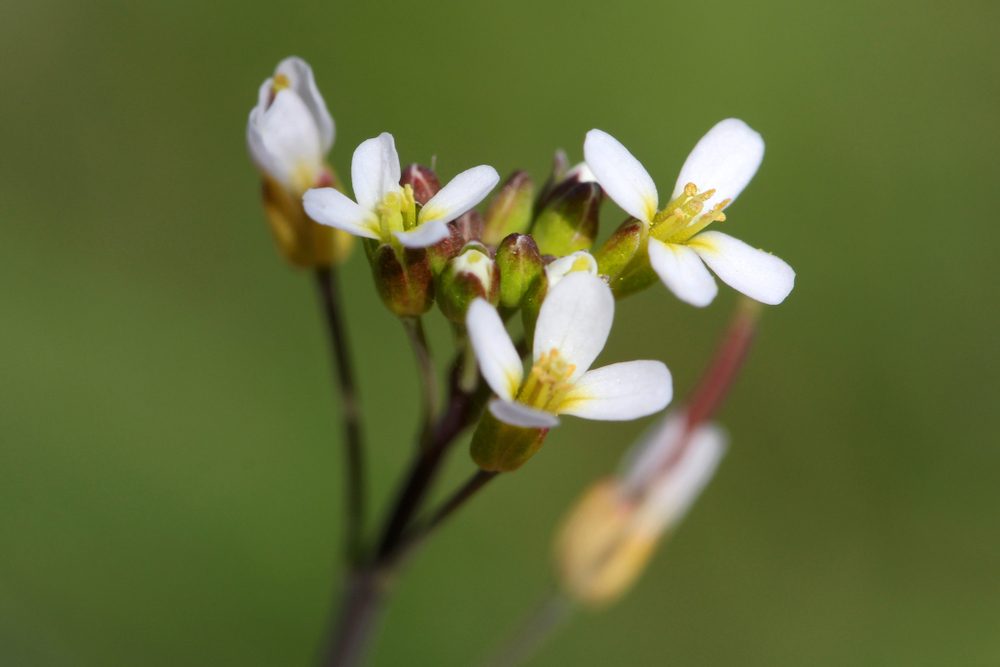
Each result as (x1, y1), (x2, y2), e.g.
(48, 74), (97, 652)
(649, 183), (730, 244)
(375, 185), (417, 240)
(516, 348), (577, 413)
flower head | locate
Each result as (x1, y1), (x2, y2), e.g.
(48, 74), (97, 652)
(467, 272), (672, 430)
(303, 133), (499, 249)
(585, 120), (795, 307)
(247, 57), (335, 195)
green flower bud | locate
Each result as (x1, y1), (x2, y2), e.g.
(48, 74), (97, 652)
(438, 243), (498, 322)
(483, 171), (534, 246)
(370, 243), (434, 317)
(400, 163), (441, 206)
(530, 179), (603, 256)
(594, 220), (655, 299)
(495, 233), (544, 309)
(470, 410), (550, 472)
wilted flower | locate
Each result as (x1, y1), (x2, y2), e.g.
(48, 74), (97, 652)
(585, 120), (795, 306)
(303, 132), (499, 249)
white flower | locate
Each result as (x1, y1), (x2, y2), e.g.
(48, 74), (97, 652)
(303, 133), (499, 249)
(467, 272), (672, 429)
(584, 120), (795, 307)
(246, 56), (334, 194)
(544, 250), (598, 289)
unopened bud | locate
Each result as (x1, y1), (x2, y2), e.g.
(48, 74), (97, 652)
(400, 163), (441, 206)
(260, 170), (354, 268)
(483, 171), (534, 245)
(495, 233), (544, 309)
(438, 243), (499, 322)
(370, 243), (434, 317)
(531, 180), (602, 256)
(428, 210), (485, 275)
(470, 410), (550, 472)
(594, 219), (653, 298)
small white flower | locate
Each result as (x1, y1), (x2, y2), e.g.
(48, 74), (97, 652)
(303, 133), (499, 249)
(544, 250), (598, 289)
(246, 56), (334, 194)
(467, 272), (672, 428)
(584, 120), (795, 307)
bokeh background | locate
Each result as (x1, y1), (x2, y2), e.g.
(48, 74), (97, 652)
(3, 0), (999, 664)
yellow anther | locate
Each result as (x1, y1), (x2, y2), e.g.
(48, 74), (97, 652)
(271, 73), (291, 94)
(516, 348), (577, 413)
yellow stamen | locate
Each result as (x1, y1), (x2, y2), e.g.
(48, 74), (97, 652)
(516, 348), (577, 413)
(649, 183), (729, 244)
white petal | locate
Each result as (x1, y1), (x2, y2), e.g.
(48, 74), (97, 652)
(394, 219), (450, 248)
(544, 251), (598, 289)
(647, 238), (718, 307)
(633, 425), (727, 537)
(619, 412), (688, 494)
(533, 272), (613, 379)
(671, 118), (764, 210)
(246, 90), (322, 191)
(560, 361), (672, 421)
(466, 299), (523, 401)
(419, 165), (500, 224)
(302, 188), (379, 239)
(583, 129), (658, 223)
(564, 161), (597, 183)
(489, 399), (560, 429)
(275, 56), (335, 153)
(689, 231), (795, 305)
(351, 133), (401, 211)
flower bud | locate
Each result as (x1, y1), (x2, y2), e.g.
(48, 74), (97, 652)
(370, 243), (434, 317)
(400, 163), (441, 206)
(594, 219), (654, 298)
(470, 410), (549, 472)
(248, 57), (353, 267)
(482, 171), (534, 246)
(554, 414), (725, 607)
(530, 179), (603, 256)
(438, 243), (499, 323)
(495, 233), (544, 309)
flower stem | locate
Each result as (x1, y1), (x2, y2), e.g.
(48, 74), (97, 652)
(481, 591), (574, 667)
(401, 316), (440, 448)
(314, 266), (366, 565)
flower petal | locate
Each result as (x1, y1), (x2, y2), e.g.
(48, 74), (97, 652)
(489, 398), (560, 429)
(560, 360), (672, 421)
(274, 56), (335, 153)
(647, 238), (718, 307)
(394, 219), (450, 248)
(544, 251), (598, 289)
(302, 188), (379, 239)
(419, 165), (500, 224)
(247, 90), (323, 191)
(671, 118), (764, 211)
(351, 132), (401, 211)
(466, 299), (523, 401)
(633, 424), (727, 537)
(584, 129), (658, 223)
(689, 231), (795, 305)
(619, 411), (688, 494)
(533, 272), (613, 379)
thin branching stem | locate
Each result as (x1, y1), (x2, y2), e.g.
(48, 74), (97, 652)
(401, 316), (439, 447)
(314, 266), (366, 565)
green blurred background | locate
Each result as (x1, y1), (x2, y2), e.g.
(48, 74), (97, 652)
(2, 0), (998, 664)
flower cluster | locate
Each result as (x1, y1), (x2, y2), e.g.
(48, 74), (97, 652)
(246, 56), (797, 660)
